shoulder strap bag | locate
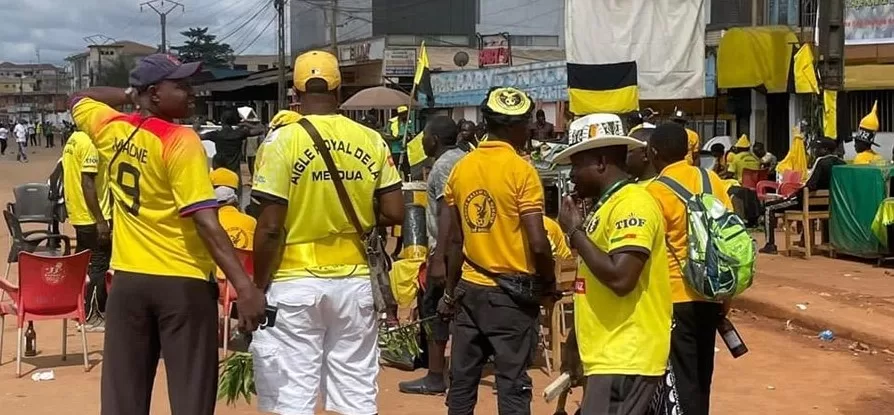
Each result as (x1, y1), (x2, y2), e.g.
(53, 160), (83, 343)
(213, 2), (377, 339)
(297, 118), (397, 312)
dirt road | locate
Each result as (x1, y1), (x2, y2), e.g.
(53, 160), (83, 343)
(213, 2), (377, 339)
(0, 149), (892, 414)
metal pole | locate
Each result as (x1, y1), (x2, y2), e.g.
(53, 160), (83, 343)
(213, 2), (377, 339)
(141, 0), (184, 53)
(330, 0), (338, 54)
(276, 0), (287, 109)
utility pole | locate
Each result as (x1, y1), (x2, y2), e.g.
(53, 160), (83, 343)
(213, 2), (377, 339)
(84, 35), (116, 87)
(141, 0), (185, 53)
(330, 0), (339, 54)
(276, 0), (287, 109)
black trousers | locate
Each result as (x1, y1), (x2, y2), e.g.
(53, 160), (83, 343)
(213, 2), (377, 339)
(74, 223), (112, 316)
(0, 139), (6, 155)
(45, 133), (54, 148)
(448, 280), (539, 415)
(101, 272), (219, 415)
(668, 301), (724, 415)
(581, 375), (660, 415)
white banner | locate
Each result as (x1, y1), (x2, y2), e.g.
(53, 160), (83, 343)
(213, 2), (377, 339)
(566, 0), (707, 100)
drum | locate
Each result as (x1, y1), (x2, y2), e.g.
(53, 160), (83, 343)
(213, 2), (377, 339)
(399, 182), (429, 259)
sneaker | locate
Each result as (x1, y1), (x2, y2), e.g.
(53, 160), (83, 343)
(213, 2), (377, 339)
(85, 315), (106, 333)
(758, 244), (778, 255)
(398, 373), (447, 395)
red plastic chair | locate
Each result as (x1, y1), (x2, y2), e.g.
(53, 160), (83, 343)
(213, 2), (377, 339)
(741, 168), (769, 190)
(220, 248), (253, 355)
(757, 170), (803, 201)
(2, 250), (91, 377)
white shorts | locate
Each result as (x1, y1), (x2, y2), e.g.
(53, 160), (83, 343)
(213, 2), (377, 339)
(250, 277), (379, 415)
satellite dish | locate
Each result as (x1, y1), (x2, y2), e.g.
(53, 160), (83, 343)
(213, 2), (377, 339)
(453, 51), (469, 68)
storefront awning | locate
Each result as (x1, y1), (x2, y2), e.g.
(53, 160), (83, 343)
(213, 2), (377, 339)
(717, 26), (799, 93)
(845, 64), (894, 90)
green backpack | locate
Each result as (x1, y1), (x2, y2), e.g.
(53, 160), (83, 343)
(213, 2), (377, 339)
(657, 169), (756, 300)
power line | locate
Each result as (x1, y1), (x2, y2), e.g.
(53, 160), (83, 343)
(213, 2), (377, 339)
(237, 14), (277, 55)
(218, 0), (274, 43)
(232, 8), (275, 52)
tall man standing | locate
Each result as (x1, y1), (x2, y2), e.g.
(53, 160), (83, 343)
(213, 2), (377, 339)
(14, 120), (27, 163)
(553, 127), (672, 415)
(70, 53), (266, 415)
(250, 50), (404, 415)
(62, 129), (112, 327)
(400, 116), (465, 395)
(436, 87), (556, 415)
(646, 123), (734, 415)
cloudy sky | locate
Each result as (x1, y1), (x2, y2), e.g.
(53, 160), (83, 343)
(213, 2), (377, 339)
(0, 0), (280, 66)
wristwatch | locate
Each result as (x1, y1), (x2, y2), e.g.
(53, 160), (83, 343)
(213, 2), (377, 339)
(124, 87), (135, 96)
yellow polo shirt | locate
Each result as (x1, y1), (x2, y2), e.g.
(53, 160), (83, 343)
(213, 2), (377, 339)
(216, 205), (256, 279)
(544, 216), (572, 260)
(646, 161), (733, 303)
(444, 140), (544, 286)
(727, 151), (761, 182)
(574, 184), (672, 376)
(252, 115), (402, 280)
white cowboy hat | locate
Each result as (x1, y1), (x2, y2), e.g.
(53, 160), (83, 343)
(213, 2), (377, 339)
(552, 135), (645, 165)
(552, 113), (645, 165)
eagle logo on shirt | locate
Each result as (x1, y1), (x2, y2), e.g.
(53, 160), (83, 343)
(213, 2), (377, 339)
(462, 189), (497, 233)
(228, 228), (249, 249)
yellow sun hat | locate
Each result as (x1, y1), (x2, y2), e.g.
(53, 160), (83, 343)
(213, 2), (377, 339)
(859, 101), (879, 132)
(734, 134), (751, 148)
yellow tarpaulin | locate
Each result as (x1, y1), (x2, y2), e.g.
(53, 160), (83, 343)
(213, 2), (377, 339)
(793, 44), (819, 94)
(845, 64), (894, 90)
(824, 90), (838, 139)
(717, 26), (799, 93)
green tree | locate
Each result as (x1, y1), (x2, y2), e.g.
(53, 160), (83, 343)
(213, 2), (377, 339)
(171, 27), (234, 68)
(97, 56), (137, 88)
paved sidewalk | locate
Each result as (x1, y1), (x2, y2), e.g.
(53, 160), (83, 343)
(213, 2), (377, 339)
(738, 240), (894, 349)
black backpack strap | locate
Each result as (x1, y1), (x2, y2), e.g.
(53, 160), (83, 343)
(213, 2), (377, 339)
(656, 175), (694, 203)
(697, 168), (713, 195)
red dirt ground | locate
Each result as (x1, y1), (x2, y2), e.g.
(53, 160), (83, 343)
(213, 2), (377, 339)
(0, 148), (892, 414)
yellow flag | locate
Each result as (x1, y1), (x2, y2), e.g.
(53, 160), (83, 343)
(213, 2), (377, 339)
(823, 90), (837, 139)
(407, 131), (427, 167)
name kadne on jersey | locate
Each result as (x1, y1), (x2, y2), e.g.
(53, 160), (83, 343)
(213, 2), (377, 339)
(290, 137), (381, 184)
(113, 137), (149, 164)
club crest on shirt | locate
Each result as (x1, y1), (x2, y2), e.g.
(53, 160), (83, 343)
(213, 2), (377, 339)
(584, 213), (599, 235)
(228, 228), (249, 249)
(463, 189), (497, 233)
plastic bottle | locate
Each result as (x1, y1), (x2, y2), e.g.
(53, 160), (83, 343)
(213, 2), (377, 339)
(717, 317), (748, 358)
(818, 329), (835, 342)
(24, 322), (37, 357)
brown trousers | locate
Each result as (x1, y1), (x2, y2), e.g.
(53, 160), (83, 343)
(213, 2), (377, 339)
(100, 271), (219, 415)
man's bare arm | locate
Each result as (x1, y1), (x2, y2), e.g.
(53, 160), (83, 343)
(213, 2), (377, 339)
(253, 199), (288, 291)
(69, 87), (131, 108)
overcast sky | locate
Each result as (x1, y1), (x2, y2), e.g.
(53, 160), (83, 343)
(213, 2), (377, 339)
(0, 0), (280, 66)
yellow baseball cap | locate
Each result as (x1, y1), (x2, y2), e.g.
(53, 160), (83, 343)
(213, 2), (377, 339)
(397, 105), (409, 114)
(210, 168), (239, 190)
(293, 50), (341, 92)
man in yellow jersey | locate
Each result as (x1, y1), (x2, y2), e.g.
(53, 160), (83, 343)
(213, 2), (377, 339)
(69, 53), (266, 415)
(552, 123), (671, 415)
(250, 50), (404, 415)
(726, 134), (761, 182)
(626, 126), (657, 184)
(672, 109), (701, 167)
(62, 129), (112, 325)
(854, 101), (883, 165)
(434, 87), (556, 414)
(646, 123), (733, 415)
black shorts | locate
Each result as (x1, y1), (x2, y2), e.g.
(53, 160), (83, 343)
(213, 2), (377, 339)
(418, 281), (450, 342)
(581, 374), (660, 415)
